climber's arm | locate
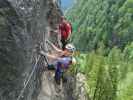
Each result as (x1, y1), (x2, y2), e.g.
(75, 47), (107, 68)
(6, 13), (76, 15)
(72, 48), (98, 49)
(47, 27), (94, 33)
(46, 40), (61, 51)
(67, 31), (71, 40)
(40, 50), (61, 60)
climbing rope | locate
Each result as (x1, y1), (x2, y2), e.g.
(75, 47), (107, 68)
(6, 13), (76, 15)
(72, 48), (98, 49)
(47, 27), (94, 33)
(17, 55), (41, 100)
(16, 39), (59, 100)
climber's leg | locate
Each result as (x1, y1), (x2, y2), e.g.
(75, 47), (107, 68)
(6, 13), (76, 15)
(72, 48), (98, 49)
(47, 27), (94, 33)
(62, 71), (67, 83)
(55, 68), (61, 85)
(61, 38), (67, 50)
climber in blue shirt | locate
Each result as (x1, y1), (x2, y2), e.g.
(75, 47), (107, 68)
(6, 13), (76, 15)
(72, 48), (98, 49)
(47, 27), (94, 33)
(40, 40), (76, 84)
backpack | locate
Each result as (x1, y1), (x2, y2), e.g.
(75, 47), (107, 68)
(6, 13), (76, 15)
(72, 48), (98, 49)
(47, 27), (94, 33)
(60, 21), (72, 39)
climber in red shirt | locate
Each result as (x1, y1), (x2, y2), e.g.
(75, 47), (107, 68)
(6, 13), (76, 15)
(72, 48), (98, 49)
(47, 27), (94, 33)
(59, 16), (72, 50)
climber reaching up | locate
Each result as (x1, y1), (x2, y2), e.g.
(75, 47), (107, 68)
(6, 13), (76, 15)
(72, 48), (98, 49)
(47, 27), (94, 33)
(40, 42), (76, 85)
(59, 16), (72, 50)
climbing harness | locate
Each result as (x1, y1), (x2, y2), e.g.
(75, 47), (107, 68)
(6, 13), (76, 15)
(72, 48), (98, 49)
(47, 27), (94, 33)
(17, 55), (41, 100)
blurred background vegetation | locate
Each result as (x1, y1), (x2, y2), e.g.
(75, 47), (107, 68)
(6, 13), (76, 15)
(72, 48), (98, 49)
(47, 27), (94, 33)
(66, 0), (133, 100)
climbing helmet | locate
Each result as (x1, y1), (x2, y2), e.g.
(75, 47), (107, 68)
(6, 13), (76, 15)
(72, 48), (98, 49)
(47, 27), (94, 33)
(65, 44), (76, 52)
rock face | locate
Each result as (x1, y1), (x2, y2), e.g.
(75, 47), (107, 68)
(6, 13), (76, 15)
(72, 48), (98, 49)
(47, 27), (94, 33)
(74, 73), (87, 100)
(0, 0), (61, 100)
(0, 0), (87, 100)
(38, 72), (88, 100)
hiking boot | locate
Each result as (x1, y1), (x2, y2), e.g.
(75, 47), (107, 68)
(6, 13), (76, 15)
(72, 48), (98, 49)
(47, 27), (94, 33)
(62, 76), (67, 83)
(54, 75), (61, 85)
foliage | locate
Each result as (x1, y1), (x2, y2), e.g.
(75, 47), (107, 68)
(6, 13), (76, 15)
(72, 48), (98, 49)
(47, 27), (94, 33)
(67, 0), (133, 100)
(67, 0), (133, 51)
(74, 44), (133, 100)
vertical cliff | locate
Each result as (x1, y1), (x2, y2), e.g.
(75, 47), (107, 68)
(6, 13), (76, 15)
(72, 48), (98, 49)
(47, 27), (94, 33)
(0, 0), (87, 100)
(0, 0), (61, 100)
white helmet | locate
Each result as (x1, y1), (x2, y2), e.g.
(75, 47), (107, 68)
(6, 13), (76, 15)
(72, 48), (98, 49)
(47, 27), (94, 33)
(65, 44), (76, 52)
